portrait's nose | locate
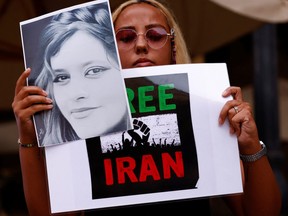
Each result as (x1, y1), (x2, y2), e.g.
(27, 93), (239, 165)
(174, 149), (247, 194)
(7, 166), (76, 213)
(69, 79), (89, 101)
(73, 89), (89, 101)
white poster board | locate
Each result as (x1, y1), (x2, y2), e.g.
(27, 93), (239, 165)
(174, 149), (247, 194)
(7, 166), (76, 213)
(45, 63), (243, 214)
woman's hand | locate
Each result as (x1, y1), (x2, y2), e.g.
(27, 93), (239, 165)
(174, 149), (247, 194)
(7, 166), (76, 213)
(11, 68), (53, 144)
(218, 86), (261, 154)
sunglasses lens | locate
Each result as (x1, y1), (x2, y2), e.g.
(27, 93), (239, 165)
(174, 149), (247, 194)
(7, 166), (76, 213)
(116, 29), (137, 49)
(146, 27), (169, 49)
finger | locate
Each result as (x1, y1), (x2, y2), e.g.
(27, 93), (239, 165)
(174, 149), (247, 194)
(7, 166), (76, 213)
(15, 85), (48, 102)
(25, 103), (54, 117)
(218, 100), (241, 124)
(15, 68), (31, 96)
(14, 96), (53, 116)
(222, 86), (243, 101)
(225, 105), (241, 135)
(13, 92), (53, 119)
(16, 102), (53, 121)
(22, 94), (53, 109)
(228, 103), (252, 137)
(15, 68), (48, 100)
(229, 115), (242, 136)
(232, 106), (240, 114)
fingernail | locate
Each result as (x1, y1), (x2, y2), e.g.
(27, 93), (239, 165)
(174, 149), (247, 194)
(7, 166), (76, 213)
(42, 90), (48, 96)
(218, 118), (223, 125)
(46, 98), (53, 103)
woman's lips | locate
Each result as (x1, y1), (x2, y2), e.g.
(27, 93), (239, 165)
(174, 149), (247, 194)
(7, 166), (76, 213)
(133, 58), (154, 67)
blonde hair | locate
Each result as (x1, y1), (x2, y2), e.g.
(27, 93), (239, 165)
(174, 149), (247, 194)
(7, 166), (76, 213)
(112, 0), (191, 64)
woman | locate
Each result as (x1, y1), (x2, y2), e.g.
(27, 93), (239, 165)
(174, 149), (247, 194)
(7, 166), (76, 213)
(22, 2), (130, 146)
(12, 0), (281, 215)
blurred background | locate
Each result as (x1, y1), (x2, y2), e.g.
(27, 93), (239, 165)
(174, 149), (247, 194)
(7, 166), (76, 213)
(0, 0), (287, 215)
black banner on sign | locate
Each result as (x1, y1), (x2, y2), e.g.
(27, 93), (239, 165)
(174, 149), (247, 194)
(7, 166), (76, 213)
(86, 73), (199, 199)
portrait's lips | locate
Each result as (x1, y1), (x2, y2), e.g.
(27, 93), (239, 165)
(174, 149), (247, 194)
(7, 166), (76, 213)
(133, 58), (155, 67)
(70, 107), (99, 119)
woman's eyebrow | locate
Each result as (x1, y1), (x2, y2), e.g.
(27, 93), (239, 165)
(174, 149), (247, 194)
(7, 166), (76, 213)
(146, 23), (166, 28)
(116, 24), (166, 31)
(116, 25), (136, 31)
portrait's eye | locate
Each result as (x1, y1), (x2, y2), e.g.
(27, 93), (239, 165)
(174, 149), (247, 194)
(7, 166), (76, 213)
(53, 74), (70, 84)
(85, 66), (109, 78)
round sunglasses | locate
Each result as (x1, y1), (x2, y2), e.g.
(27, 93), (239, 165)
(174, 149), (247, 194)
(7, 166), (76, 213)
(116, 26), (174, 50)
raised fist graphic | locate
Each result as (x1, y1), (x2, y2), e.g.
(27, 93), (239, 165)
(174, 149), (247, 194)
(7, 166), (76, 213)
(127, 119), (150, 146)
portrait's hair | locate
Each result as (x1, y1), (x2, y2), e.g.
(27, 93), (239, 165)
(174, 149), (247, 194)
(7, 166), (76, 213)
(32, 2), (117, 145)
(112, 0), (191, 64)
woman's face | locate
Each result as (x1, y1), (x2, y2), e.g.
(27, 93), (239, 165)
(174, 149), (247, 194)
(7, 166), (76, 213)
(114, 3), (172, 69)
(50, 31), (127, 138)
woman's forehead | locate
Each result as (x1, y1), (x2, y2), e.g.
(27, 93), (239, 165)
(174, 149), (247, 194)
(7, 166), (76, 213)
(114, 3), (169, 30)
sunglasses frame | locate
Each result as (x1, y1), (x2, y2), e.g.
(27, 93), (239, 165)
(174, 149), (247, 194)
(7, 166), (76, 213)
(116, 27), (175, 50)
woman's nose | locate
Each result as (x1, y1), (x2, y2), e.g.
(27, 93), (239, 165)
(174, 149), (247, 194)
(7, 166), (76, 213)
(135, 34), (149, 53)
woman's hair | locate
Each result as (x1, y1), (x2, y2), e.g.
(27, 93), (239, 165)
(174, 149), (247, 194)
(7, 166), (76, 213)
(32, 2), (117, 145)
(112, 0), (191, 64)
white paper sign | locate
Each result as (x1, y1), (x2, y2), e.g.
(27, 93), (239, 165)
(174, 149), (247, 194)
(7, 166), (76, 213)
(45, 63), (243, 214)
